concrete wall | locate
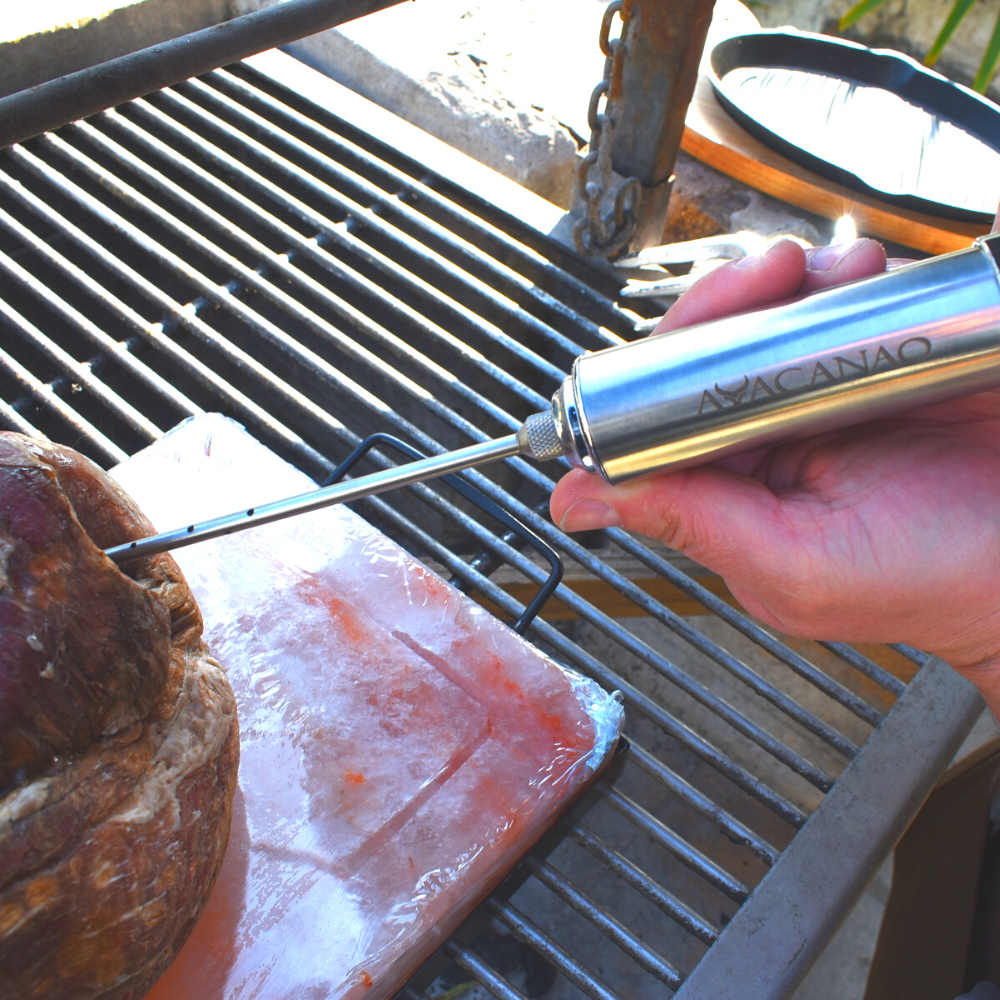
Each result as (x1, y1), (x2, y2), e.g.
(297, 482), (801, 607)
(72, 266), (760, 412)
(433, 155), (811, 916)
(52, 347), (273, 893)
(0, 0), (232, 99)
(233, 0), (602, 209)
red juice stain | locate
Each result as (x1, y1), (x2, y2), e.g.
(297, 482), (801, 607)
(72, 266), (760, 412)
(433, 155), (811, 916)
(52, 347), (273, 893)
(343, 771), (366, 786)
(502, 675), (523, 697)
(293, 578), (367, 647)
(412, 566), (447, 599)
(476, 654), (584, 749)
(537, 709), (577, 745)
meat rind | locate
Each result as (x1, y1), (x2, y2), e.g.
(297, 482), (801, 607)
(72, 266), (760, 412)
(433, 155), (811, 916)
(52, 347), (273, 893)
(0, 433), (239, 1000)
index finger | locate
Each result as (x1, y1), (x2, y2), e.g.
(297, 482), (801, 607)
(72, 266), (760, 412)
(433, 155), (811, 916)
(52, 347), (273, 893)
(653, 237), (887, 334)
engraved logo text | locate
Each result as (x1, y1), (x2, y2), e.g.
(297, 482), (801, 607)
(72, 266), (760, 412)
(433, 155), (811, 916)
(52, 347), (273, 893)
(697, 337), (932, 414)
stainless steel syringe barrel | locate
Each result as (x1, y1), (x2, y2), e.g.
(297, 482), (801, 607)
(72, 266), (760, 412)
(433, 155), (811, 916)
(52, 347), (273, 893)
(108, 235), (1000, 565)
(530, 234), (1000, 483)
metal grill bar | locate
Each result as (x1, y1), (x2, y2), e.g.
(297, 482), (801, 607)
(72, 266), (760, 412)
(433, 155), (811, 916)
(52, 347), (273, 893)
(489, 899), (619, 1000)
(123, 91), (572, 395)
(0, 0), (409, 148)
(0, 55), (962, 1000)
(604, 788), (750, 903)
(67, 117), (539, 436)
(0, 396), (41, 437)
(614, 533), (891, 721)
(0, 341), (125, 463)
(522, 566), (852, 776)
(204, 70), (626, 333)
(0, 167), (339, 476)
(818, 642), (907, 696)
(30, 134), (489, 444)
(891, 643), (933, 666)
(0, 293), (158, 443)
(1, 132), (855, 799)
(171, 75), (600, 371)
(442, 943), (529, 1000)
(108, 102), (550, 413)
(0, 217), (197, 421)
(525, 856), (683, 988)
(627, 741), (779, 865)
(569, 822), (720, 944)
(203, 69), (630, 352)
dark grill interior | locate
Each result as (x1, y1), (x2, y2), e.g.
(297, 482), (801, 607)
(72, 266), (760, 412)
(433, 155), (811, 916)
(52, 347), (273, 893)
(0, 58), (934, 999)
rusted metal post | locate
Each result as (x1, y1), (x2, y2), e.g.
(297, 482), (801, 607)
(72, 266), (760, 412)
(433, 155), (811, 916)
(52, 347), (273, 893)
(612, 0), (716, 250)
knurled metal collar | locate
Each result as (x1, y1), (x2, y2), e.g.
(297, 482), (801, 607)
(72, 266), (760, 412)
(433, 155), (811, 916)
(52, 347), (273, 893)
(518, 411), (563, 461)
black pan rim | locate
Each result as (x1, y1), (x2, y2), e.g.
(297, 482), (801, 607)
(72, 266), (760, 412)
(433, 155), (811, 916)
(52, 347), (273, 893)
(708, 28), (1000, 226)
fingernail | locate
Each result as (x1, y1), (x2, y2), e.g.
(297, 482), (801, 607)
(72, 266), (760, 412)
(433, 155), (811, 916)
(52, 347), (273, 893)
(806, 241), (857, 271)
(733, 239), (780, 268)
(559, 500), (623, 533)
(734, 245), (767, 268)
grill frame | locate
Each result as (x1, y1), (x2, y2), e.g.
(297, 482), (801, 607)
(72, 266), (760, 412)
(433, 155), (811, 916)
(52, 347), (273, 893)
(0, 48), (984, 999)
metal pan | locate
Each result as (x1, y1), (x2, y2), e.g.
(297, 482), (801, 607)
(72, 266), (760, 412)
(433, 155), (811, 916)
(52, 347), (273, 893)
(709, 29), (1000, 225)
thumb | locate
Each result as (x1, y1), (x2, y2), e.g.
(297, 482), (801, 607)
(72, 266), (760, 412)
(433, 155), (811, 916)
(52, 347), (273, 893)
(550, 465), (786, 581)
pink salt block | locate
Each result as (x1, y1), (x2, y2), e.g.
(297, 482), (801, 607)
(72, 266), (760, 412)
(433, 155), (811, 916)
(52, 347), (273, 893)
(111, 414), (621, 1000)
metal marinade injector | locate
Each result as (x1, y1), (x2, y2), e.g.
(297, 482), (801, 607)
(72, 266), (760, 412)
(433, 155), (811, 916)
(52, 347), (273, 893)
(106, 234), (1000, 565)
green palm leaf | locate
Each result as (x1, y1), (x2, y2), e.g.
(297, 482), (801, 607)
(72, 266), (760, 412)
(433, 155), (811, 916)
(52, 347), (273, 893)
(838, 0), (891, 32)
(842, 0), (1000, 94)
(973, 6), (1000, 91)
(925, 0), (977, 66)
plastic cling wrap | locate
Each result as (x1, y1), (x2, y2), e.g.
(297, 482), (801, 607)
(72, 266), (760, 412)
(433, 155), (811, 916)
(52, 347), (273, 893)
(111, 415), (623, 1000)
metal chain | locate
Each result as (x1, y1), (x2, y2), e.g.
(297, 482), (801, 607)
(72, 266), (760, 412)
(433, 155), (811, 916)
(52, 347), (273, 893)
(573, 0), (643, 259)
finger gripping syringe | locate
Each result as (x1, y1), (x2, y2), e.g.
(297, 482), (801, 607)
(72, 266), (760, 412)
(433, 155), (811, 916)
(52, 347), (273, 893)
(106, 234), (1000, 564)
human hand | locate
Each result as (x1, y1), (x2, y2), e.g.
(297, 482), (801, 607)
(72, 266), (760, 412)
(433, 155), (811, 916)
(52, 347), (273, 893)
(550, 237), (1000, 715)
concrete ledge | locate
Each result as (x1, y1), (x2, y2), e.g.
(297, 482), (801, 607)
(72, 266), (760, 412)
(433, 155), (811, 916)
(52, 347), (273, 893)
(235, 0), (601, 209)
(1, 0), (232, 99)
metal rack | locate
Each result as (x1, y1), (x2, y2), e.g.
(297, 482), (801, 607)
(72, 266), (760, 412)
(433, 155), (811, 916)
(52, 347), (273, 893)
(0, 50), (982, 999)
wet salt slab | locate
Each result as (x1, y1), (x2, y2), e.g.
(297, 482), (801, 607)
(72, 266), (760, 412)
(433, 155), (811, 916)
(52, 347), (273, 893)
(112, 414), (622, 1000)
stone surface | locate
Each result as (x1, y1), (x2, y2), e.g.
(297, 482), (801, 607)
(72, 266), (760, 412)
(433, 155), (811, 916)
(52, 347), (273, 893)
(665, 149), (829, 245)
(235, 0), (606, 209)
(113, 414), (622, 1000)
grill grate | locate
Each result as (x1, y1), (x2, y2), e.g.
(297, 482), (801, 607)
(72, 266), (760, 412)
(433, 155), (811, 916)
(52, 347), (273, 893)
(0, 52), (972, 999)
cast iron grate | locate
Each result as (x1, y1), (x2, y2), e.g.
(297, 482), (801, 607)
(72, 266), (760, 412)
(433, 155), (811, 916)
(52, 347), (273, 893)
(0, 56), (935, 999)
